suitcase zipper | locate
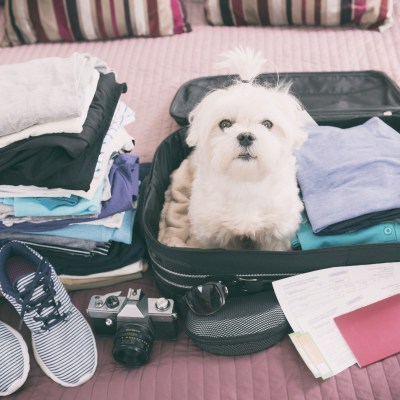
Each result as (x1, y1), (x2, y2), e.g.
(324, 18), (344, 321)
(150, 255), (297, 291)
(311, 108), (400, 120)
(153, 269), (193, 290)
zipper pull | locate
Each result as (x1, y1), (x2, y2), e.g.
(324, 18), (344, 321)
(291, 236), (301, 250)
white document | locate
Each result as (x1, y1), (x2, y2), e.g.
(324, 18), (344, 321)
(273, 262), (400, 377)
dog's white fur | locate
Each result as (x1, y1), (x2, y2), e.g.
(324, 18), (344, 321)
(185, 47), (309, 251)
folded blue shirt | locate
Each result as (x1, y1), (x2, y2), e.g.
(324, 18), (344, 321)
(296, 117), (400, 234)
(293, 213), (400, 250)
(31, 209), (136, 244)
(37, 196), (80, 210)
(8, 181), (104, 218)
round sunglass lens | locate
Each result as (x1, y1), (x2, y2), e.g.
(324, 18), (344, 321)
(186, 283), (225, 315)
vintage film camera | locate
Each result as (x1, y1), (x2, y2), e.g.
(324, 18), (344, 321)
(87, 288), (178, 367)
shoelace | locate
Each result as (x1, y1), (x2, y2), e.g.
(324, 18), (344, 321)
(18, 261), (69, 331)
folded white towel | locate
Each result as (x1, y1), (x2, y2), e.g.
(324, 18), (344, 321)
(0, 53), (110, 136)
(0, 70), (100, 149)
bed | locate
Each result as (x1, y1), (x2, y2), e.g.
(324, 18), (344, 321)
(1, 1), (400, 399)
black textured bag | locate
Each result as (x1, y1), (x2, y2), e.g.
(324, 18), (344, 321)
(184, 290), (290, 356)
(139, 70), (400, 356)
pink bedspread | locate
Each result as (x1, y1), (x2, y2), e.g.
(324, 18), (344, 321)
(1, 1), (400, 399)
(1, 1), (400, 164)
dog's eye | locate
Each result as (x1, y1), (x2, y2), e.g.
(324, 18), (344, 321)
(219, 119), (233, 130)
(262, 120), (273, 129)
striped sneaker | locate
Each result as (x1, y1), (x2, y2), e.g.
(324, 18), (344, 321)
(0, 241), (97, 387)
(0, 321), (29, 397)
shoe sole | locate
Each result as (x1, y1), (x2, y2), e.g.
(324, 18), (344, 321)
(0, 324), (30, 397)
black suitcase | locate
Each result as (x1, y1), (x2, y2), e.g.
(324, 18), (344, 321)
(138, 71), (400, 355)
(141, 70), (400, 295)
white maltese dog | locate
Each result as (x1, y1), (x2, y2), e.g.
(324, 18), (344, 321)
(185, 47), (310, 251)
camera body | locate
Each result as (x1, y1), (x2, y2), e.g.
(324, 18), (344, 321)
(87, 288), (178, 340)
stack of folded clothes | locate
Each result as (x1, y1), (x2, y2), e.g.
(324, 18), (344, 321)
(0, 53), (146, 289)
(293, 117), (400, 250)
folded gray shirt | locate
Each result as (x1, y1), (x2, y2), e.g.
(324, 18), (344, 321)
(296, 117), (400, 234)
(0, 52), (110, 136)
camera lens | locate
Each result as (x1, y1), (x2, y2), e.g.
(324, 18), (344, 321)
(112, 323), (154, 368)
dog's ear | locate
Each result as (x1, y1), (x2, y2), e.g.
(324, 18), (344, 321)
(289, 100), (310, 150)
(186, 109), (200, 147)
(291, 125), (308, 150)
(274, 90), (309, 149)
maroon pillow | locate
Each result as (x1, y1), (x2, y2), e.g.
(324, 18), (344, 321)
(1, 0), (191, 46)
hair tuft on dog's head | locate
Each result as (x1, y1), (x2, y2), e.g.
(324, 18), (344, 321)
(215, 46), (266, 83)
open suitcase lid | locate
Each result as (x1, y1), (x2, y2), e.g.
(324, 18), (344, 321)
(170, 70), (400, 126)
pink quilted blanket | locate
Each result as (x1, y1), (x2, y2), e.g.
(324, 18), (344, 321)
(2, 1), (400, 164)
(1, 1), (400, 399)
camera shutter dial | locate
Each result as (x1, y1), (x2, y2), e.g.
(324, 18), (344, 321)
(105, 295), (120, 309)
(155, 297), (171, 311)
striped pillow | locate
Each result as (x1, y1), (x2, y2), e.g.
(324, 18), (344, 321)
(205, 0), (393, 30)
(1, 0), (191, 47)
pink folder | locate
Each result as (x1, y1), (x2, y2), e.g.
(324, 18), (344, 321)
(334, 293), (400, 368)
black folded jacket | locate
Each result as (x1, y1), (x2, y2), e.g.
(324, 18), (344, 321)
(0, 72), (127, 190)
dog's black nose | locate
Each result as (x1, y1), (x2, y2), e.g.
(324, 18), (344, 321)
(237, 132), (255, 147)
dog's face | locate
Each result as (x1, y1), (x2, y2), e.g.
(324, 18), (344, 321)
(186, 83), (307, 181)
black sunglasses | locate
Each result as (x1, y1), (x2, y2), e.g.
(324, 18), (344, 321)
(183, 277), (273, 316)
(183, 282), (228, 316)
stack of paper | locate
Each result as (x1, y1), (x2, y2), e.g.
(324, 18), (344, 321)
(272, 262), (400, 379)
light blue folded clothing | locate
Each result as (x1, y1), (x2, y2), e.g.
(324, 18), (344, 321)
(292, 213), (400, 250)
(1, 181), (104, 218)
(30, 209), (136, 244)
(37, 197), (80, 209)
(296, 117), (400, 234)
